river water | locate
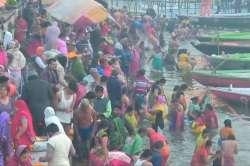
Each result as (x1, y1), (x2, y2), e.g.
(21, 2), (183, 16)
(145, 40), (250, 166)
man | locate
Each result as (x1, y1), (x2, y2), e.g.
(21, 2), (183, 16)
(40, 124), (75, 166)
(21, 73), (53, 135)
(41, 58), (59, 89)
(151, 141), (164, 166)
(83, 68), (100, 91)
(73, 99), (96, 160)
(93, 85), (112, 118)
(107, 70), (123, 108)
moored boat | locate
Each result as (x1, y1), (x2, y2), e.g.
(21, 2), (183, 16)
(206, 53), (250, 70)
(197, 32), (250, 42)
(191, 41), (250, 55)
(178, 14), (250, 29)
(210, 87), (250, 103)
(192, 70), (250, 87)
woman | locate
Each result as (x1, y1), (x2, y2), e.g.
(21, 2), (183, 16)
(11, 100), (36, 147)
(44, 107), (65, 134)
(191, 140), (213, 166)
(203, 104), (219, 130)
(221, 135), (238, 166)
(14, 15), (28, 44)
(220, 119), (235, 141)
(146, 128), (170, 166)
(7, 41), (26, 89)
(54, 81), (77, 134)
(0, 83), (14, 114)
(130, 47), (140, 79)
(170, 93), (185, 131)
(0, 42), (8, 67)
(0, 112), (13, 166)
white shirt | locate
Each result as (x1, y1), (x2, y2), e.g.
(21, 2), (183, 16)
(48, 133), (72, 166)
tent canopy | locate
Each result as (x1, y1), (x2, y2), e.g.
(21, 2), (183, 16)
(47, 0), (108, 25)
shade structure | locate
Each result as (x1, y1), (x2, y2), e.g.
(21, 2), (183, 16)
(0, 0), (6, 7)
(47, 0), (108, 25)
(42, 0), (58, 6)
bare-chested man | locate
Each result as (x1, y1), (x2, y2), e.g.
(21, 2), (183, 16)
(73, 99), (96, 160)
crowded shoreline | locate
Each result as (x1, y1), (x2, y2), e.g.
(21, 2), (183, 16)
(0, 0), (248, 166)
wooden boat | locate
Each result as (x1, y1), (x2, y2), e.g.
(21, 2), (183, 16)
(197, 32), (250, 42)
(178, 14), (250, 29)
(206, 53), (250, 70)
(192, 70), (250, 87)
(191, 41), (250, 55)
(210, 87), (250, 103)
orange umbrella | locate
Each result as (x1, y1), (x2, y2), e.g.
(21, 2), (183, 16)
(0, 0), (6, 7)
(47, 0), (108, 25)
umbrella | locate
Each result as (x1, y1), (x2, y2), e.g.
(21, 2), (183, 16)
(42, 0), (58, 6)
(47, 0), (108, 25)
(0, 0), (6, 7)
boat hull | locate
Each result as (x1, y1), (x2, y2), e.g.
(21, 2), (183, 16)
(191, 41), (250, 55)
(210, 88), (250, 103)
(206, 56), (250, 70)
(192, 72), (250, 87)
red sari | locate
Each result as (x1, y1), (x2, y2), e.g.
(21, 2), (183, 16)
(11, 100), (36, 147)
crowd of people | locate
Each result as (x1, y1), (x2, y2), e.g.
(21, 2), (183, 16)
(0, 1), (239, 166)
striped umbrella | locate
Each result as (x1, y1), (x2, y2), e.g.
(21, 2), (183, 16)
(47, 0), (108, 25)
(0, 0), (6, 7)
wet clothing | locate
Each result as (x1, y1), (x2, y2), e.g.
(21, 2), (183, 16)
(203, 110), (219, 129)
(220, 127), (235, 141)
(191, 145), (209, 166)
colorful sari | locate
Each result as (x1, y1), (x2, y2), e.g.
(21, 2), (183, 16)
(109, 151), (131, 166)
(191, 145), (209, 166)
(6, 145), (32, 166)
(130, 49), (140, 78)
(11, 100), (36, 147)
(0, 112), (13, 166)
(147, 128), (170, 165)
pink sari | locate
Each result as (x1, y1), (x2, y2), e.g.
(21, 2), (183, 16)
(11, 100), (36, 147)
(130, 49), (140, 77)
